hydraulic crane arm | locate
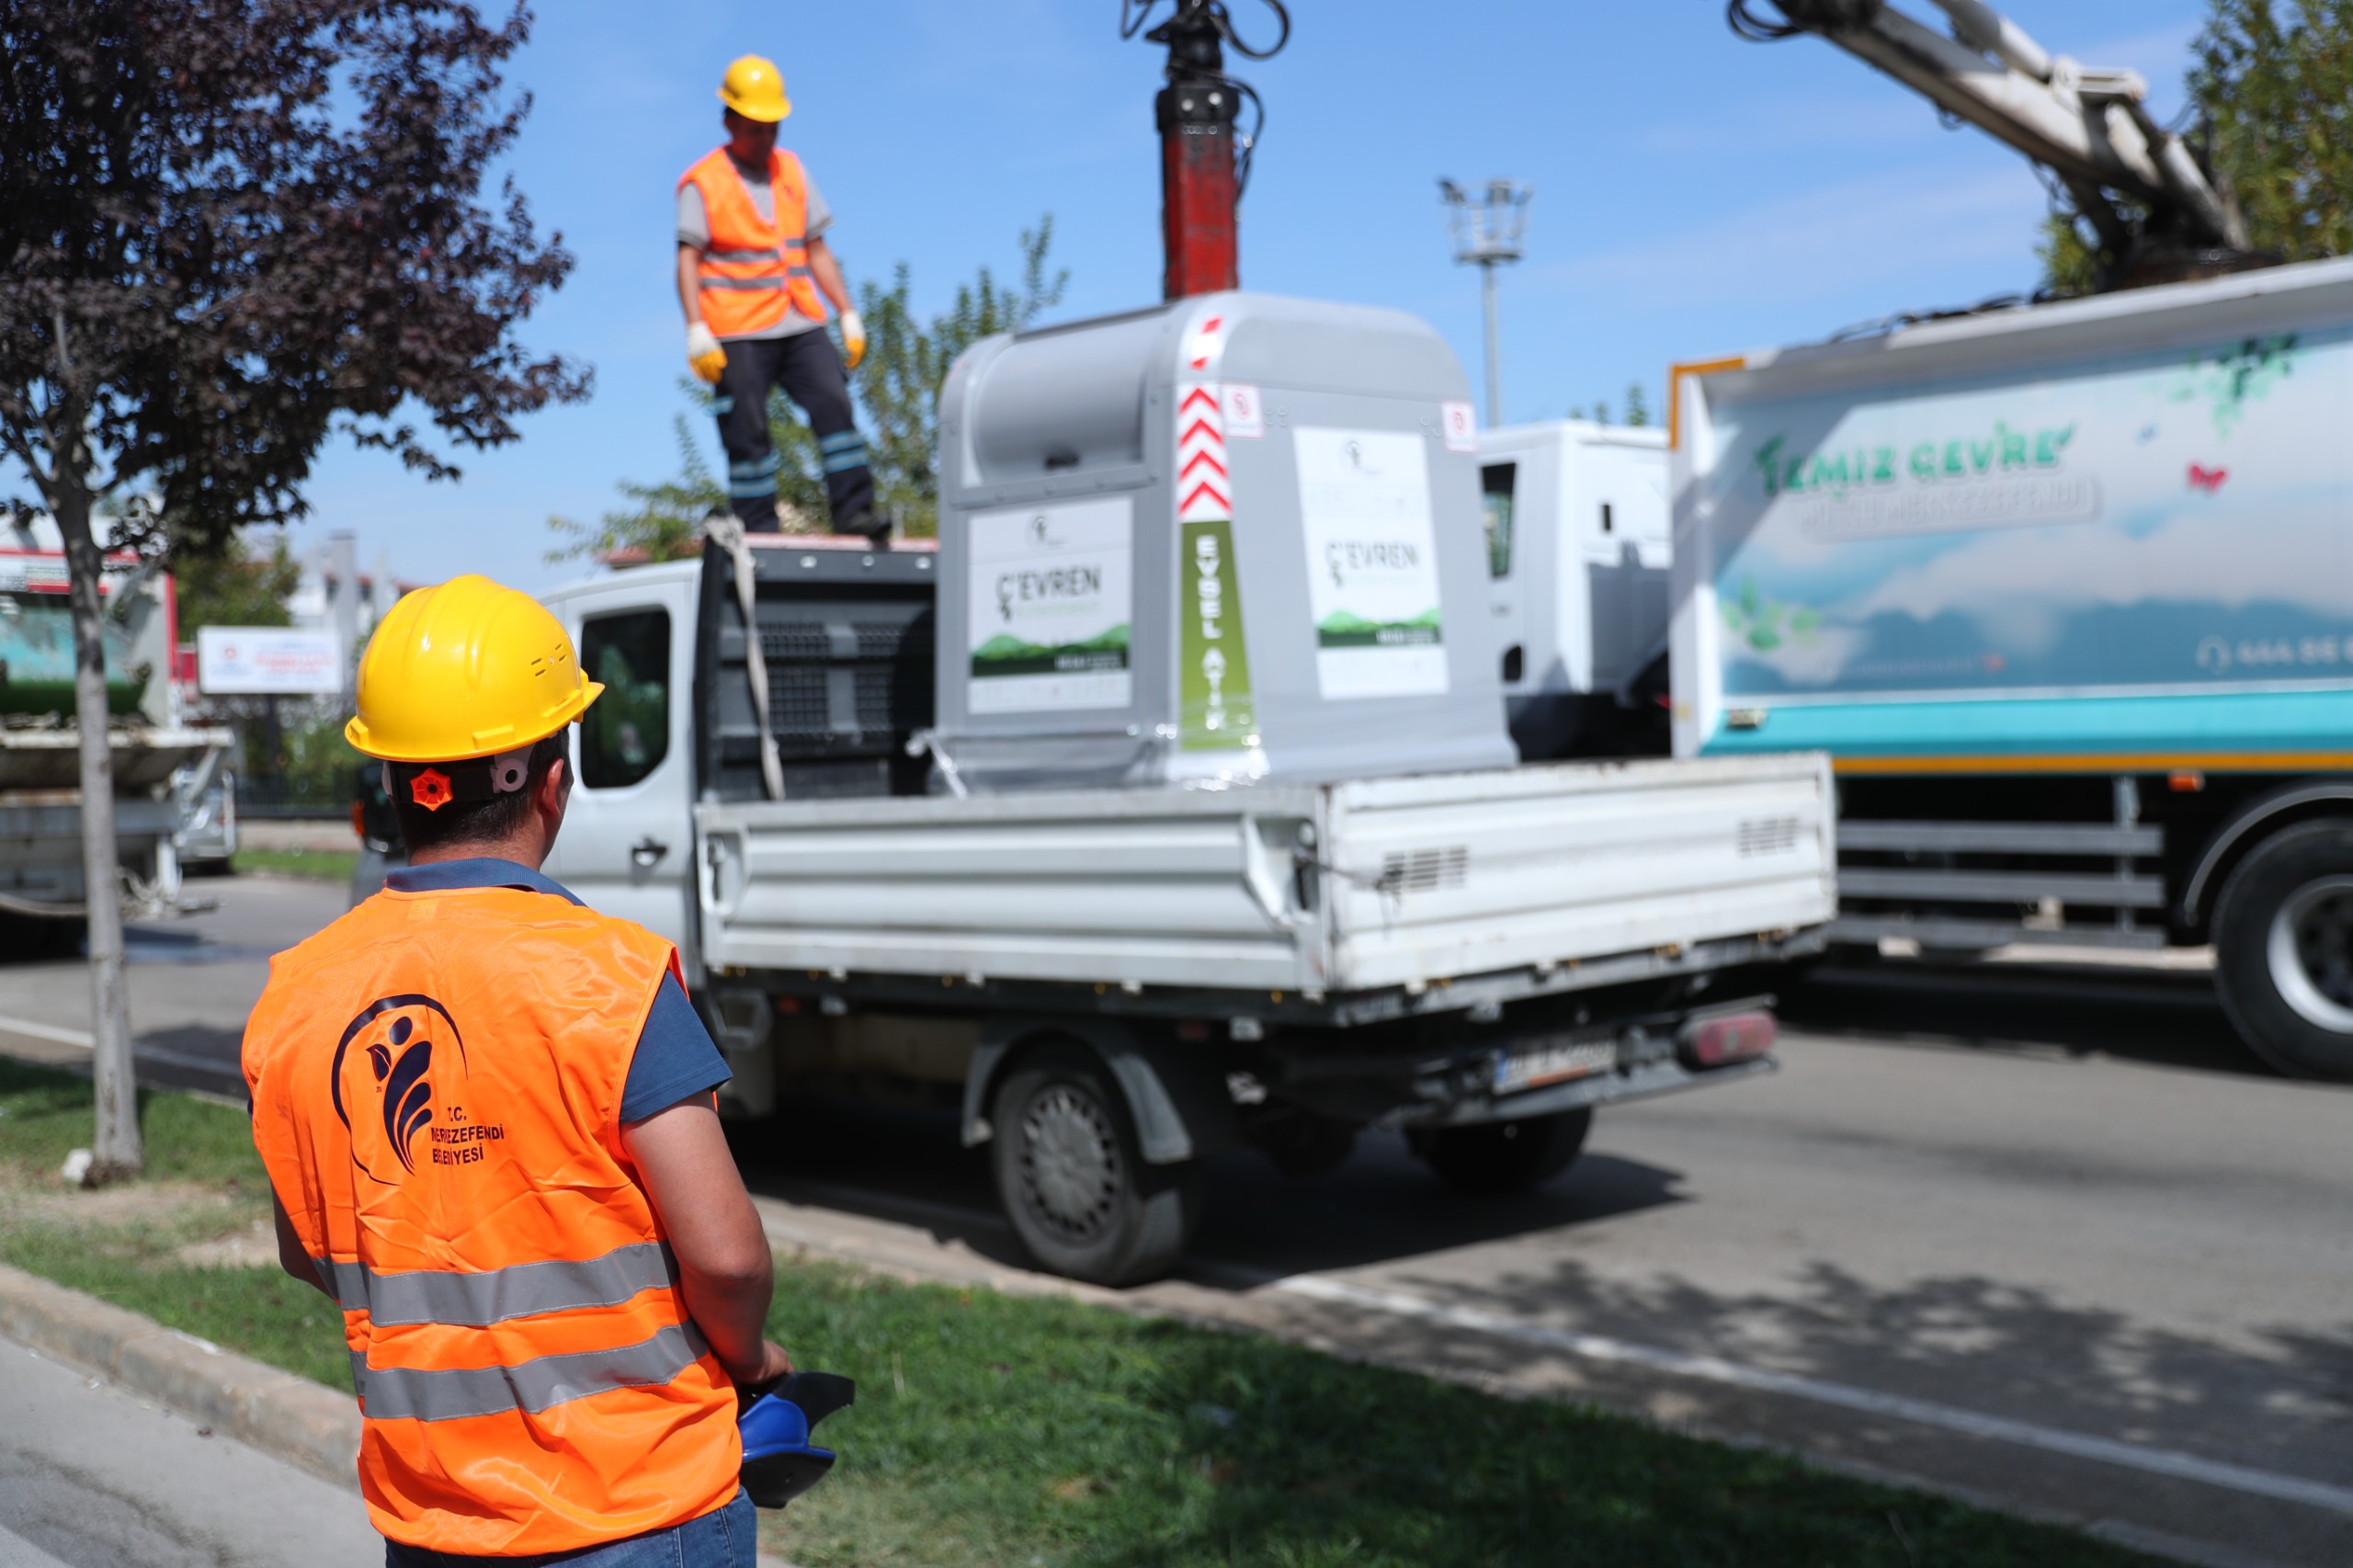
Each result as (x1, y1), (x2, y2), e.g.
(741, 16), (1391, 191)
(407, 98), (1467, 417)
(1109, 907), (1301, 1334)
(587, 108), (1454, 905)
(1730, 0), (2246, 254)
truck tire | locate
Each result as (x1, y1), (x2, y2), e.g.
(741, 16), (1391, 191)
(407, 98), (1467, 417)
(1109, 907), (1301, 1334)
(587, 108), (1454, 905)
(2213, 820), (2353, 1081)
(990, 1044), (1201, 1287)
(1406, 1108), (1592, 1196)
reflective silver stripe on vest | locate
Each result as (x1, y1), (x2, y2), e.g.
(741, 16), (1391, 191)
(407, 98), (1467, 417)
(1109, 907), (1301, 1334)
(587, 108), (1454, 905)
(354, 1322), (710, 1423)
(312, 1241), (677, 1327)
(703, 245), (784, 264)
(699, 275), (788, 292)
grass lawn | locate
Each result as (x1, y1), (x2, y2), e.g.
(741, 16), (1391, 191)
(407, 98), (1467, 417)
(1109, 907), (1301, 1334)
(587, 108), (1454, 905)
(232, 846), (358, 882)
(0, 1059), (2161, 1567)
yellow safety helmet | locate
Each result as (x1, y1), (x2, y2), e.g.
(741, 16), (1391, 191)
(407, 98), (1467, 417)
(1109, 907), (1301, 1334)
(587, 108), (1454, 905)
(718, 54), (790, 123)
(345, 574), (602, 764)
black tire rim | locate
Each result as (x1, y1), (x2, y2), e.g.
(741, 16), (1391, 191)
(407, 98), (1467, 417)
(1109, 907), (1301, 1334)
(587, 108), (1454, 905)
(2267, 875), (2353, 1033)
(1017, 1084), (1122, 1244)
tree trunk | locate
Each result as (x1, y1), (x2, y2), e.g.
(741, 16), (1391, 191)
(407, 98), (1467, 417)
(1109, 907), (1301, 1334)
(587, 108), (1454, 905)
(54, 471), (142, 1183)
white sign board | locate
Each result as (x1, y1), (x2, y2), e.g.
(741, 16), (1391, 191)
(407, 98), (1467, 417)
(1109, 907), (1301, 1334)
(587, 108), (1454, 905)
(966, 496), (1134, 714)
(197, 627), (342, 696)
(1294, 427), (1448, 699)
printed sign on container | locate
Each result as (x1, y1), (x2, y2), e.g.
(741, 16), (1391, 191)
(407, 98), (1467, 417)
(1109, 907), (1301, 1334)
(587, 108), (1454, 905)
(1293, 427), (1448, 699)
(966, 496), (1133, 714)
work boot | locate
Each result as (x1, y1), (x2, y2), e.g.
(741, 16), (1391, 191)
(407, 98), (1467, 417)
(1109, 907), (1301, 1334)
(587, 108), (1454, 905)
(835, 504), (892, 546)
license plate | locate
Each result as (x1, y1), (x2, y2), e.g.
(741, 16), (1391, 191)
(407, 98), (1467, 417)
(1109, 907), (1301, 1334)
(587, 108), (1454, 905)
(1492, 1037), (1617, 1095)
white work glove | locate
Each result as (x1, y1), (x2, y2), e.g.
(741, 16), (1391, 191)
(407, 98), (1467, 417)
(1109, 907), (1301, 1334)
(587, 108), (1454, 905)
(837, 309), (867, 371)
(687, 322), (727, 384)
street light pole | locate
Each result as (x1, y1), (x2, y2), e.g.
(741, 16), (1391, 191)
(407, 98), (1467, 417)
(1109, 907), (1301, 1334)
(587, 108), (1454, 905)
(1439, 177), (1532, 427)
(1480, 261), (1503, 432)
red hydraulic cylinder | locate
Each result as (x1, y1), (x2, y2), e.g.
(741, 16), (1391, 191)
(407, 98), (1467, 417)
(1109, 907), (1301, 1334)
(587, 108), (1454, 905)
(1157, 81), (1239, 299)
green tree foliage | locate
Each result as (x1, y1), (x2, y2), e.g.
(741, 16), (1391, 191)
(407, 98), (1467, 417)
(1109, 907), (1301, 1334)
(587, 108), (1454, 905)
(1, 0), (581, 1180)
(1622, 382), (1651, 428)
(173, 533), (301, 631)
(558, 221), (1068, 563)
(2042, 0), (2353, 290)
(2193, 0), (2353, 260)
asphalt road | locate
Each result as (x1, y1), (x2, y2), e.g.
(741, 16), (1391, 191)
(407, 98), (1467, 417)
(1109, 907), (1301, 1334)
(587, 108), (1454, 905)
(0, 1331), (380, 1568)
(3, 877), (2348, 1567)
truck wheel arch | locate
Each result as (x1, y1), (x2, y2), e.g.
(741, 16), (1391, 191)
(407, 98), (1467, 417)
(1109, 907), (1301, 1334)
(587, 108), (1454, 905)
(961, 1018), (1235, 1166)
(2180, 780), (2353, 937)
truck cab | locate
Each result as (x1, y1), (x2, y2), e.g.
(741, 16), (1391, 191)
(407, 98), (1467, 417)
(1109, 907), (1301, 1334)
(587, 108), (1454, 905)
(1477, 421), (1673, 761)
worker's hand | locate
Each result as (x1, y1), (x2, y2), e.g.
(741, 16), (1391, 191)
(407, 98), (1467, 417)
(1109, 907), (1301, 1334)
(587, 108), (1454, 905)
(687, 322), (728, 384)
(837, 309), (867, 371)
(729, 1338), (795, 1404)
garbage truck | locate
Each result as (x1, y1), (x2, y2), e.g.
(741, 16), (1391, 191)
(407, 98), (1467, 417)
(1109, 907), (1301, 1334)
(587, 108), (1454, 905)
(539, 292), (1835, 1285)
(1671, 255), (2353, 1082)
(0, 547), (231, 949)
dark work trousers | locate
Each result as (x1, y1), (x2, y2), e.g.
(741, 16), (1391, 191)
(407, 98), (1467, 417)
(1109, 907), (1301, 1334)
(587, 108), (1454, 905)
(713, 330), (875, 534)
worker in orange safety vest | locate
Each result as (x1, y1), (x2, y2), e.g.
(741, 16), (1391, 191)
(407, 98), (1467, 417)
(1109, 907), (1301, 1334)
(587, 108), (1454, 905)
(244, 575), (794, 1564)
(679, 53), (879, 540)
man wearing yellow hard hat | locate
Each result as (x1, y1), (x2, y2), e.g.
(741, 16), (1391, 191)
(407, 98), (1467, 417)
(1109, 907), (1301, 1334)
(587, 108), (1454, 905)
(679, 54), (880, 540)
(242, 576), (794, 1562)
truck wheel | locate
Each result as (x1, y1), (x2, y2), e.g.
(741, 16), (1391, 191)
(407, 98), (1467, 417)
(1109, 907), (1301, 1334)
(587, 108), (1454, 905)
(1406, 1108), (1592, 1196)
(2214, 820), (2353, 1080)
(990, 1045), (1201, 1287)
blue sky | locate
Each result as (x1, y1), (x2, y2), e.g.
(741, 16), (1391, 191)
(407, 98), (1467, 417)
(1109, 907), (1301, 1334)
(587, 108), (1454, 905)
(289, 0), (2207, 595)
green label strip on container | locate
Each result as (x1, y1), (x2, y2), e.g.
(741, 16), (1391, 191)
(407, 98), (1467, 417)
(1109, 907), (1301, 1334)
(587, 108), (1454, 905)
(1178, 517), (1257, 752)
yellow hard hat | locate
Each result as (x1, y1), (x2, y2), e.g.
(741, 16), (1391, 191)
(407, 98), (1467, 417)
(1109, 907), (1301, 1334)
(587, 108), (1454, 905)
(345, 574), (602, 764)
(718, 54), (790, 123)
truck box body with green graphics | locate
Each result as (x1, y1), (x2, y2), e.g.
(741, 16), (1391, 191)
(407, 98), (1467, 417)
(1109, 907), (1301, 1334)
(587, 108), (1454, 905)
(1669, 256), (2353, 1079)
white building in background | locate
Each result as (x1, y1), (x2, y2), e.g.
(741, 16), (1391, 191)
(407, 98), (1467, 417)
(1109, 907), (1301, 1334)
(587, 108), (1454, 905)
(282, 535), (405, 686)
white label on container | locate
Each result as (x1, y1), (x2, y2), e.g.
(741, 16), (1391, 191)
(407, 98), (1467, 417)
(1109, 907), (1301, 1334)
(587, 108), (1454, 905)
(197, 627), (342, 695)
(1222, 382), (1265, 438)
(966, 496), (1133, 713)
(1440, 401), (1478, 452)
(1294, 427), (1448, 699)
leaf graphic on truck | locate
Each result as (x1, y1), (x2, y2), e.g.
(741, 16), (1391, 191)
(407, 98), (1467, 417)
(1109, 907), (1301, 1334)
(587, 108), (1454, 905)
(1315, 608), (1443, 649)
(1722, 578), (1820, 653)
(2165, 334), (2297, 438)
(971, 625), (1131, 677)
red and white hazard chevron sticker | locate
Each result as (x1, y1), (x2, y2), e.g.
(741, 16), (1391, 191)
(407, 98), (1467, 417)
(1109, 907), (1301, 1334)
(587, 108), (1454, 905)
(1176, 383), (1230, 522)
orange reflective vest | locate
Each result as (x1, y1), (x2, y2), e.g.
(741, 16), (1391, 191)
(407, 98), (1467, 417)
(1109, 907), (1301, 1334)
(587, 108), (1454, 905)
(679, 146), (825, 338)
(243, 885), (739, 1556)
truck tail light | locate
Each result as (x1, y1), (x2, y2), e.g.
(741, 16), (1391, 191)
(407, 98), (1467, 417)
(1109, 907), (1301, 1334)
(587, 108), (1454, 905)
(1681, 1009), (1776, 1069)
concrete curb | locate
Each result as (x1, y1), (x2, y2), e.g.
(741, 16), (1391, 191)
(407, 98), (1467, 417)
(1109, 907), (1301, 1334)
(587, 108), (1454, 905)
(0, 1260), (361, 1492)
(0, 1262), (799, 1567)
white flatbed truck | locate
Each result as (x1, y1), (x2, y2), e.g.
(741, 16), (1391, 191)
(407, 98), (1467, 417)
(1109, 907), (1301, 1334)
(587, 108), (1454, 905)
(541, 294), (1835, 1284)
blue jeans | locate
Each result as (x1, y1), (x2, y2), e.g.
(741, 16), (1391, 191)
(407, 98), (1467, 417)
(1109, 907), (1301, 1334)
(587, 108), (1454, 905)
(384, 1492), (756, 1567)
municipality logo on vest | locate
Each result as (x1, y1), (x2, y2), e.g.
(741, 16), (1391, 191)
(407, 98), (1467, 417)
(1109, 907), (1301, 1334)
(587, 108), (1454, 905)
(330, 995), (503, 1182)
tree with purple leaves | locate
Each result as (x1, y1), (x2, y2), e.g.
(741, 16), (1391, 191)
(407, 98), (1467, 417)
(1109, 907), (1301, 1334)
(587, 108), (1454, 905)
(0, 0), (587, 1181)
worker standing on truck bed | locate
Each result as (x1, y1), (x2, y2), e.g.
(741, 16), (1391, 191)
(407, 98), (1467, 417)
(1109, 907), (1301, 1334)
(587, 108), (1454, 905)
(243, 575), (794, 1564)
(678, 53), (879, 540)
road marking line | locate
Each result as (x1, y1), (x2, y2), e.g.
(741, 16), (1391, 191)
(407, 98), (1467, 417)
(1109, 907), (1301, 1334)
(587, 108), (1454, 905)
(0, 1015), (243, 1084)
(1273, 1274), (2353, 1517)
(0, 1015), (94, 1048)
(0, 1517), (74, 1568)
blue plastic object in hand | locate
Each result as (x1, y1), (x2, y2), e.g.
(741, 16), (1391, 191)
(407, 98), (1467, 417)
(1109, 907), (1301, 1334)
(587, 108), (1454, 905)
(739, 1371), (855, 1509)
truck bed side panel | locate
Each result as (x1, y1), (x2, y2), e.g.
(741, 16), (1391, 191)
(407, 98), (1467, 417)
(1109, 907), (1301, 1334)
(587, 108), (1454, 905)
(699, 753), (1834, 998)
(1321, 755), (1834, 991)
(698, 789), (1322, 991)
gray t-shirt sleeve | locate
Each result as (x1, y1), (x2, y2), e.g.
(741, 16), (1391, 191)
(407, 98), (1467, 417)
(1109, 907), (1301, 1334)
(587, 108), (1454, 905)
(676, 183), (709, 250)
(802, 168), (832, 241)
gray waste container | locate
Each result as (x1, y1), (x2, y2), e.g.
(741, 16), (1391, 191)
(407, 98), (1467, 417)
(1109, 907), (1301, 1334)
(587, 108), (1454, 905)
(931, 291), (1515, 792)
